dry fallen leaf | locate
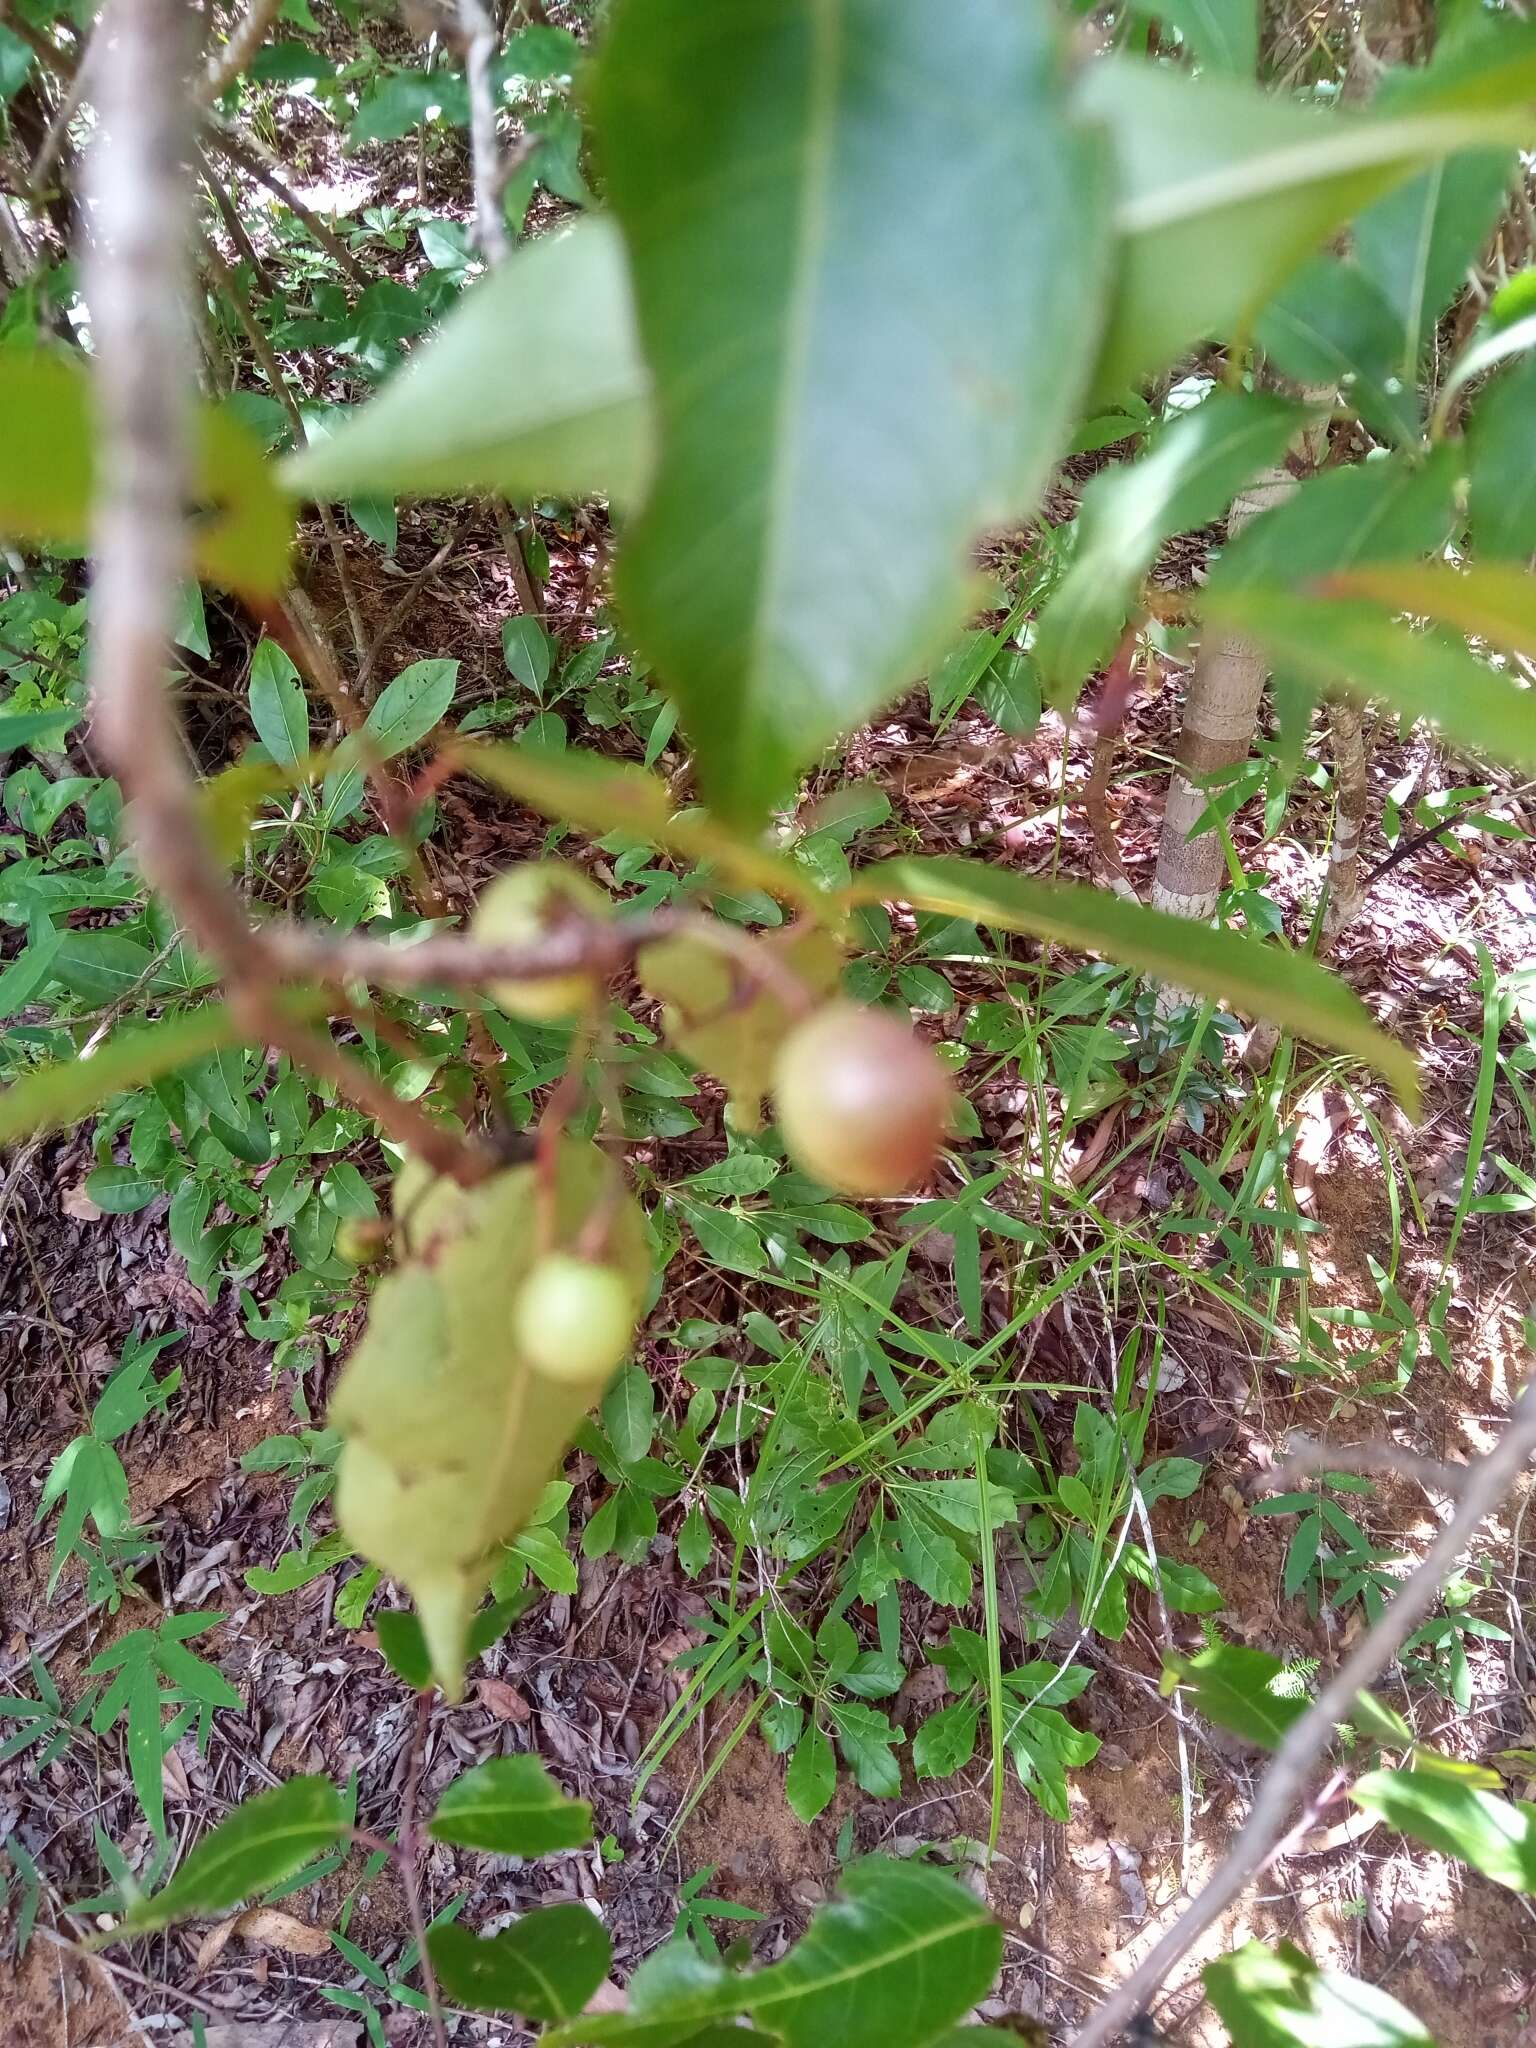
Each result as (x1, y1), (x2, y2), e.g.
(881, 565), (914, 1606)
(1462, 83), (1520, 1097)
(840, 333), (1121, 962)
(61, 1180), (102, 1222)
(475, 1675), (532, 1723)
(194, 1906), (331, 1976)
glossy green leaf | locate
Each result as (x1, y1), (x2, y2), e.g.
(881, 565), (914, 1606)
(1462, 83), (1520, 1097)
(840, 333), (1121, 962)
(428, 1755), (593, 1855)
(118, 1777), (348, 1933)
(1354, 157), (1513, 381)
(1351, 1768), (1536, 1891)
(1035, 389), (1306, 703)
(743, 1857), (1002, 2048)
(1467, 349), (1536, 556)
(855, 855), (1419, 1112)
(49, 929), (154, 1005)
(248, 639), (311, 767)
(1162, 1641), (1310, 1750)
(429, 1904), (611, 2018)
(1078, 56), (1534, 397)
(281, 221), (652, 508)
(594, 0), (1109, 822)
(1203, 589), (1536, 775)
(455, 740), (827, 913)
(1206, 1938), (1433, 2048)
(375, 1609), (433, 1691)
(1256, 258), (1420, 445)
(0, 1006), (256, 1144)
(325, 657), (458, 813)
(0, 350), (290, 597)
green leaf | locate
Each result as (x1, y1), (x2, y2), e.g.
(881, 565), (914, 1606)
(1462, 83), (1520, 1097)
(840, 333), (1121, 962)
(593, 0), (1109, 822)
(1206, 1938), (1434, 2048)
(602, 1366), (655, 1467)
(743, 1857), (1002, 2048)
(0, 351), (291, 597)
(1035, 388), (1307, 704)
(0, 706), (77, 750)
(428, 1755), (593, 1856)
(429, 1904), (612, 2018)
(50, 929), (154, 1005)
(504, 616), (554, 692)
(84, 1164), (160, 1215)
(785, 1720), (836, 1825)
(854, 855), (1419, 1114)
(127, 1661), (166, 1839)
(1468, 349), (1536, 556)
(326, 658), (458, 814)
(912, 1701), (980, 1780)
(831, 1702), (902, 1799)
(896, 1507), (972, 1608)
(248, 639), (310, 767)
(1211, 447), (1458, 594)
(118, 1777), (348, 1932)
(1078, 54), (1534, 397)
(1204, 588), (1536, 777)
(1256, 258), (1420, 446)
(1163, 1641), (1309, 1751)
(281, 221), (652, 509)
(374, 1610), (433, 1691)
(1351, 1768), (1536, 1892)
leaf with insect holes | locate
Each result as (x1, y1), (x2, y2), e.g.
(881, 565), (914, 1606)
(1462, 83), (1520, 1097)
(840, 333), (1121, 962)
(430, 1904), (611, 2017)
(854, 856), (1419, 1114)
(639, 925), (844, 1131)
(330, 1145), (649, 1698)
(428, 1756), (592, 1856)
(1162, 1640), (1310, 1750)
(117, 1777), (349, 1933)
(1351, 1769), (1536, 1891)
(593, 0), (1109, 823)
(1206, 1938), (1433, 2048)
(0, 351), (290, 596)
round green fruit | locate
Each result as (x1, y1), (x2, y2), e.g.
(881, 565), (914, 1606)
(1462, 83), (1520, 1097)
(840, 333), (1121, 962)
(471, 861), (610, 1021)
(773, 1001), (953, 1196)
(512, 1252), (637, 1385)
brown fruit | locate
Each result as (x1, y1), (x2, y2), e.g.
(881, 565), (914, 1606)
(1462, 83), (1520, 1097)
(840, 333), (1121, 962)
(773, 1001), (952, 1196)
(471, 861), (609, 1021)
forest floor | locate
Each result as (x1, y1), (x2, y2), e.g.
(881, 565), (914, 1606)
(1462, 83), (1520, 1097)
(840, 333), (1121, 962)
(3, 492), (1536, 2048)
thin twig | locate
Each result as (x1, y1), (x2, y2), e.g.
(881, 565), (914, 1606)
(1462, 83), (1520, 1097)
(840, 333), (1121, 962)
(200, 0), (283, 101)
(396, 1690), (450, 2048)
(1065, 1373), (1536, 2048)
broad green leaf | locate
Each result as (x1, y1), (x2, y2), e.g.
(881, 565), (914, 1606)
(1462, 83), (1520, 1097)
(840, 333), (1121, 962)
(1210, 447), (1459, 594)
(50, 929), (155, 1004)
(281, 221), (652, 509)
(1256, 258), (1420, 445)
(602, 1365), (655, 1467)
(1206, 1938), (1434, 2048)
(455, 741), (828, 914)
(1124, 0), (1256, 77)
(430, 1904), (611, 2018)
(1354, 157), (1513, 381)
(326, 658), (458, 813)
(0, 706), (77, 749)
(1351, 1768), (1536, 1891)
(248, 639), (311, 767)
(1035, 389), (1306, 703)
(503, 616), (554, 692)
(593, 0), (1110, 823)
(85, 1164), (160, 1215)
(1467, 349), (1536, 556)
(743, 1857), (1002, 2048)
(0, 351), (290, 597)
(784, 1721), (836, 1825)
(1078, 55), (1535, 397)
(118, 1777), (348, 1932)
(1161, 1641), (1309, 1750)
(375, 1609), (434, 1691)
(854, 855), (1419, 1112)
(428, 1755), (593, 1855)
(912, 1701), (981, 1780)
(1203, 589), (1536, 776)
